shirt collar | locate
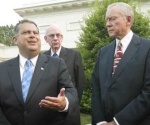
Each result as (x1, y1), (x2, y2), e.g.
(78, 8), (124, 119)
(19, 54), (39, 68)
(51, 46), (62, 56)
(116, 30), (133, 48)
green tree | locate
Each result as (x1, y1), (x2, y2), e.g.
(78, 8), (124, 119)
(77, 0), (150, 113)
(0, 25), (14, 46)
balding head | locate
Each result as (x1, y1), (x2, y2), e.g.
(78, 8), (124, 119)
(44, 23), (63, 53)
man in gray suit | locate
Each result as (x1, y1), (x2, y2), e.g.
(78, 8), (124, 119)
(44, 24), (85, 103)
(92, 2), (150, 125)
(0, 19), (80, 125)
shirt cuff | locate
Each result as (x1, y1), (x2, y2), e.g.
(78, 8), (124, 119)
(113, 117), (119, 125)
(96, 121), (107, 125)
(58, 97), (69, 112)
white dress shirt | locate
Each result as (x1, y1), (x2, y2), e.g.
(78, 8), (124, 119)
(19, 54), (38, 80)
(115, 30), (133, 55)
(51, 46), (61, 56)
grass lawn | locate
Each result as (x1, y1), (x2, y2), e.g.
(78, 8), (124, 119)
(81, 113), (91, 125)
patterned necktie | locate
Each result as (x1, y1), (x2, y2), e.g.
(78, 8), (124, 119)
(112, 41), (123, 74)
(22, 60), (34, 102)
(53, 53), (58, 57)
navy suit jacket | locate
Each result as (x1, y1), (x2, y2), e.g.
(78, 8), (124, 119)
(0, 54), (80, 125)
(92, 34), (150, 125)
(44, 46), (85, 102)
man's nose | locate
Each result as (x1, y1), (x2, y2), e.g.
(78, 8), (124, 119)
(53, 35), (58, 39)
(29, 32), (36, 38)
(106, 20), (111, 27)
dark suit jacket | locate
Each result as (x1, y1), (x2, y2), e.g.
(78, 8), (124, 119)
(0, 54), (80, 125)
(44, 46), (85, 102)
(92, 34), (150, 125)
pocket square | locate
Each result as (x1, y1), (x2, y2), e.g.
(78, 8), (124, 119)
(41, 67), (44, 70)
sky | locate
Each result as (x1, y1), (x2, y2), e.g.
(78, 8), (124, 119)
(0, 0), (44, 26)
(0, 0), (78, 26)
(0, 0), (149, 26)
(0, 0), (23, 26)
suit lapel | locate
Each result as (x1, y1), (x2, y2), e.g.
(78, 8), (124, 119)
(8, 56), (24, 106)
(25, 54), (48, 104)
(46, 47), (67, 62)
(59, 47), (67, 62)
(111, 34), (140, 84)
(44, 49), (51, 55)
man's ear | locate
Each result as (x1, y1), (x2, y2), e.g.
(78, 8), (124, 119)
(44, 36), (48, 43)
(126, 16), (132, 26)
(12, 36), (18, 45)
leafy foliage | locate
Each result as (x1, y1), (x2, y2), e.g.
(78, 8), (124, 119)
(77, 0), (150, 113)
(0, 25), (14, 46)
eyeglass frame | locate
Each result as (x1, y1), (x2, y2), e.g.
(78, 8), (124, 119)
(47, 33), (62, 38)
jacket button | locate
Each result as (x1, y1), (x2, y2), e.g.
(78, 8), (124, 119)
(108, 88), (112, 92)
(24, 111), (27, 115)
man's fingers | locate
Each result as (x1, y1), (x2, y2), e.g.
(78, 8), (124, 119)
(58, 88), (65, 97)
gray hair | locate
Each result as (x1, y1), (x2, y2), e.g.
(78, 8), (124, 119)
(14, 19), (39, 36)
(107, 2), (134, 26)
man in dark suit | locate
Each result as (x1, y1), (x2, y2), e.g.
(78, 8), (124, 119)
(0, 19), (80, 125)
(92, 2), (150, 125)
(44, 24), (85, 103)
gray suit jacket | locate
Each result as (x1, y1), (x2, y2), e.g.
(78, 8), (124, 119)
(0, 54), (80, 125)
(44, 46), (85, 102)
(92, 34), (150, 125)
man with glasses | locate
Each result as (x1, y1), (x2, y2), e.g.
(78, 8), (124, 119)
(44, 24), (85, 103)
(92, 2), (150, 125)
(44, 24), (85, 125)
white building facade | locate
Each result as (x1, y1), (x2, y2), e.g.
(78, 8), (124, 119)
(15, 0), (94, 49)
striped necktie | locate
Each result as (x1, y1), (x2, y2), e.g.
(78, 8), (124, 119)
(112, 41), (123, 74)
(22, 60), (34, 102)
(53, 53), (58, 57)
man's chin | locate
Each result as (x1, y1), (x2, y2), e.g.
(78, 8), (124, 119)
(53, 46), (59, 49)
(108, 34), (115, 38)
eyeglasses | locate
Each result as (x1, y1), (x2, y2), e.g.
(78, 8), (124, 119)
(105, 16), (125, 23)
(47, 33), (62, 38)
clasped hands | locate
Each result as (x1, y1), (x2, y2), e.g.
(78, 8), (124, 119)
(39, 88), (66, 111)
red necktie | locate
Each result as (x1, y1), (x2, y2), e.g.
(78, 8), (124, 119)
(112, 41), (123, 74)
